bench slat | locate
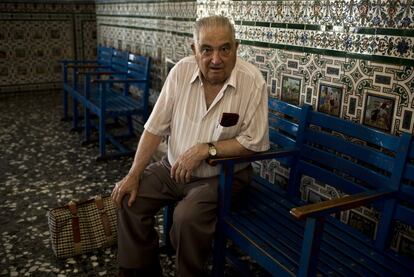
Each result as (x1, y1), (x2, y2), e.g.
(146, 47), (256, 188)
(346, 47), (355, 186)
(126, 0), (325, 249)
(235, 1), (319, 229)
(305, 128), (396, 172)
(403, 162), (414, 181)
(225, 217), (298, 276)
(224, 221), (296, 277)
(308, 112), (400, 152)
(300, 145), (391, 189)
(269, 129), (296, 148)
(244, 200), (352, 276)
(243, 183), (398, 276)
(269, 98), (302, 119)
(297, 160), (369, 194)
(269, 113), (299, 137)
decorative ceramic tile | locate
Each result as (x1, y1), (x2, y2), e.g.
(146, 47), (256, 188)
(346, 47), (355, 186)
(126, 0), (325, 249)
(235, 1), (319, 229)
(237, 43), (413, 134)
(0, 2), (96, 95)
(96, 1), (196, 93)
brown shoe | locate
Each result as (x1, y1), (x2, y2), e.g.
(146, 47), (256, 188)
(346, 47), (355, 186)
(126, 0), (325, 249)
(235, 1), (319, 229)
(117, 263), (163, 277)
(117, 267), (138, 277)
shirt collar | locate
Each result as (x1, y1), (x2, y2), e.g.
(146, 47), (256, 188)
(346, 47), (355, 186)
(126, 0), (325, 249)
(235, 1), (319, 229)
(190, 68), (199, 84)
(190, 59), (238, 90)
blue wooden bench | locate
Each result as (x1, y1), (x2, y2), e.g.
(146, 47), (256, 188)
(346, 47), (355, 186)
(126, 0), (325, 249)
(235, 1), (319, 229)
(211, 98), (413, 276)
(60, 46), (114, 122)
(69, 49), (130, 133)
(77, 53), (151, 159)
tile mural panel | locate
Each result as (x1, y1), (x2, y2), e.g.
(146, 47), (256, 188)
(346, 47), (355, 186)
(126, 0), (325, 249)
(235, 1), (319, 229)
(0, 1), (96, 95)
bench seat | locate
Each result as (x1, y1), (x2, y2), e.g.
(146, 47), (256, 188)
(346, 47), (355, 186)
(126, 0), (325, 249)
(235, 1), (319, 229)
(75, 87), (144, 116)
(60, 46), (114, 121)
(226, 177), (412, 276)
(62, 48), (128, 132)
(61, 47), (151, 159)
(81, 53), (151, 159)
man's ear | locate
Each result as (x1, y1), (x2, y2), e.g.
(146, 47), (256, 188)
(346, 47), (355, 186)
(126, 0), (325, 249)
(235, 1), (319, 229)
(191, 43), (196, 55)
(235, 41), (240, 50)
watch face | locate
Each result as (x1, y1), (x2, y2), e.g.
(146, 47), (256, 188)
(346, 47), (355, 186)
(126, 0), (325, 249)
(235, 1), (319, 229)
(209, 144), (217, 156)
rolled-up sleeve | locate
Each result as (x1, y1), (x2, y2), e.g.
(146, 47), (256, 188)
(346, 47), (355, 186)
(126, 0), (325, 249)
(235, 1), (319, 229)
(236, 78), (270, 152)
(144, 70), (176, 137)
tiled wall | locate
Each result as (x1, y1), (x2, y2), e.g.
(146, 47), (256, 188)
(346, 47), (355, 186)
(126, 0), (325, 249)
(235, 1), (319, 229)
(96, 0), (413, 258)
(96, 0), (196, 102)
(2, 0), (412, 258)
(0, 0), (97, 96)
(200, 0), (413, 136)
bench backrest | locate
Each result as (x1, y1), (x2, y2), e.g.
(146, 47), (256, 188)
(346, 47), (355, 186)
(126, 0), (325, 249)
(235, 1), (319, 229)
(268, 98), (309, 167)
(125, 53), (151, 118)
(97, 46), (113, 67)
(397, 141), (414, 256)
(285, 106), (412, 253)
(127, 53), (151, 80)
(109, 49), (129, 72)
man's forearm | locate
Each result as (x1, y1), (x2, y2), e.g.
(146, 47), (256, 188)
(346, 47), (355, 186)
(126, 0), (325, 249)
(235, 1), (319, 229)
(210, 138), (255, 158)
(128, 130), (163, 180)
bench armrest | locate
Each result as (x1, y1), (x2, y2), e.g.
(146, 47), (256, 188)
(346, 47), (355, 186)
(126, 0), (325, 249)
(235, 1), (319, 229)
(91, 78), (149, 84)
(59, 60), (98, 64)
(207, 147), (298, 166)
(290, 189), (395, 220)
(77, 71), (127, 76)
(69, 64), (110, 69)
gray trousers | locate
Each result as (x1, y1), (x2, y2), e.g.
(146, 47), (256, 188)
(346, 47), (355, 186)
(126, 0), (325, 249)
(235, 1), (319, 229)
(117, 156), (251, 277)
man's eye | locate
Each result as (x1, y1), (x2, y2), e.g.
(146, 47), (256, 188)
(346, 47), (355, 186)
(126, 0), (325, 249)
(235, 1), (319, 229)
(202, 48), (212, 55)
(221, 46), (231, 54)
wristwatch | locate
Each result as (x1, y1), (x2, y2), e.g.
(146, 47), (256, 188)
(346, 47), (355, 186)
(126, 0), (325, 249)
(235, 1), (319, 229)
(208, 143), (217, 159)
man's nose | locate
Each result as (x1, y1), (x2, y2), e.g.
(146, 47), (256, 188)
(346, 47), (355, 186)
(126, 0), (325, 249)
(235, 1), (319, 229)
(211, 50), (222, 64)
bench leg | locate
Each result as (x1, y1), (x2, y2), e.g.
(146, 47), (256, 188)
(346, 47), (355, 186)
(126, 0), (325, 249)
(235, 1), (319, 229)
(98, 112), (106, 159)
(127, 115), (134, 136)
(298, 217), (325, 277)
(84, 106), (91, 143)
(71, 98), (80, 131)
(212, 227), (226, 277)
(159, 205), (175, 255)
(62, 89), (70, 121)
(213, 162), (235, 277)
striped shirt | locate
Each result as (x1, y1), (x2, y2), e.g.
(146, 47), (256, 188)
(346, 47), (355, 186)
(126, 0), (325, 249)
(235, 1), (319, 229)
(144, 56), (269, 177)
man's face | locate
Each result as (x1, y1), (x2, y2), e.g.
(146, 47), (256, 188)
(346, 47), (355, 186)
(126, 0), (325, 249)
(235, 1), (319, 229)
(192, 26), (239, 86)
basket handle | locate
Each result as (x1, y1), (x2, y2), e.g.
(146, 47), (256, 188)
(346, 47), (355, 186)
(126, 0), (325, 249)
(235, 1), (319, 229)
(68, 200), (82, 255)
(94, 196), (113, 238)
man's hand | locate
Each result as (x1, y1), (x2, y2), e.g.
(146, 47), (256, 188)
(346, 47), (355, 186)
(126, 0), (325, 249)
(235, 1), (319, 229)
(111, 173), (140, 208)
(171, 143), (208, 183)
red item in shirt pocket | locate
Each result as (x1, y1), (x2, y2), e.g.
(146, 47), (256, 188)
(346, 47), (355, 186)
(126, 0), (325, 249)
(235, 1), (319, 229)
(220, 113), (239, 127)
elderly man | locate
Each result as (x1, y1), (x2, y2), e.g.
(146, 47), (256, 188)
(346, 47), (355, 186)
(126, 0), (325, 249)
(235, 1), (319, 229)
(112, 15), (269, 277)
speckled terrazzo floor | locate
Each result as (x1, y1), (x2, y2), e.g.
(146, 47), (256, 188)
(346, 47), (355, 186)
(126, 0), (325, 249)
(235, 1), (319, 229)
(0, 91), (267, 277)
(0, 92), (171, 276)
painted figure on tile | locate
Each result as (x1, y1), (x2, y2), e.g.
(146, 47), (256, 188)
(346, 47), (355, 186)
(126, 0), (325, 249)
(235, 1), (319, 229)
(312, 0), (323, 20)
(281, 76), (301, 105)
(358, 1), (369, 17)
(363, 94), (395, 132)
(111, 15), (269, 277)
(386, 0), (398, 27)
(318, 84), (342, 117)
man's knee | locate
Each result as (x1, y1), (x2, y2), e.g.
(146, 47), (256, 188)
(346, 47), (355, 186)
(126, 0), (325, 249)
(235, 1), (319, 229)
(173, 204), (200, 227)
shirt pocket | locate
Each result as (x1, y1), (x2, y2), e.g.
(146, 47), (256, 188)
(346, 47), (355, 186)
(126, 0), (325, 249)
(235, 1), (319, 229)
(212, 123), (239, 141)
